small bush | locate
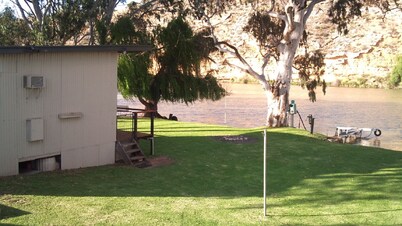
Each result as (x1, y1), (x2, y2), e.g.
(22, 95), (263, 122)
(357, 77), (368, 87)
(389, 55), (402, 88)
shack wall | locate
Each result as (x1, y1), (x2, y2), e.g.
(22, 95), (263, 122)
(0, 52), (118, 176)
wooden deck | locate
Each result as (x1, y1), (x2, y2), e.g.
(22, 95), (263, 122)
(117, 107), (156, 155)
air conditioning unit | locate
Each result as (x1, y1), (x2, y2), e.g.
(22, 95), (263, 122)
(23, 75), (45, 88)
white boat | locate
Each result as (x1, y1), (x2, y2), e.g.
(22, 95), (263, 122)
(329, 127), (381, 143)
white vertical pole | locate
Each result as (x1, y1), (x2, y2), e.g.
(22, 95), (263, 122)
(224, 95), (227, 124)
(223, 82), (227, 124)
(263, 128), (267, 216)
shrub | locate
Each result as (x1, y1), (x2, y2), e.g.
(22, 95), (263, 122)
(389, 55), (402, 88)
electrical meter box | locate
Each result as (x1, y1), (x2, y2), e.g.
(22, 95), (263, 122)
(289, 100), (297, 114)
(26, 118), (44, 142)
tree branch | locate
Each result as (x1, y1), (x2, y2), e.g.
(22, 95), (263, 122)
(43, 1), (53, 24)
(23, 0), (37, 20)
(217, 41), (270, 90)
(303, 0), (325, 25)
(12, 0), (33, 29)
(31, 0), (43, 28)
(75, 33), (90, 45)
(204, 13), (271, 90)
(138, 96), (150, 106)
(261, 53), (271, 80)
(129, 0), (160, 16)
(223, 59), (254, 77)
(216, 42), (251, 69)
(267, 11), (287, 21)
(283, 4), (295, 42)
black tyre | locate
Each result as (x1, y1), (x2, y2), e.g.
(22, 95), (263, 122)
(374, 129), (381, 137)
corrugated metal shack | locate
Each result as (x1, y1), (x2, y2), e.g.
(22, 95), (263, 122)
(0, 45), (150, 176)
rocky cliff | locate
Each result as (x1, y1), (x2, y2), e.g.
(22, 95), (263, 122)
(195, 3), (402, 87)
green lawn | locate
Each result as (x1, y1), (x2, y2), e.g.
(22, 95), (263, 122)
(1, 119), (402, 225)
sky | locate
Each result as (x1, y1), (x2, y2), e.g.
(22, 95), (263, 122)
(116, 0), (137, 10)
(0, 0), (12, 11)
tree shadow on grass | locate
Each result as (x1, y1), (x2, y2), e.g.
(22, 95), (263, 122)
(0, 128), (401, 206)
(0, 203), (30, 220)
(229, 204), (402, 216)
(266, 208), (402, 217)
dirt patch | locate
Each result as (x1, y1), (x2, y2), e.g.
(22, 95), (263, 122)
(213, 135), (258, 144)
(116, 130), (174, 168)
(145, 156), (175, 168)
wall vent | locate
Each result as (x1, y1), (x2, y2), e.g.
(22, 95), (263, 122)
(23, 75), (45, 88)
(38, 157), (58, 172)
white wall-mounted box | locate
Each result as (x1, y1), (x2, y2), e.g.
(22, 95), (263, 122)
(26, 118), (44, 142)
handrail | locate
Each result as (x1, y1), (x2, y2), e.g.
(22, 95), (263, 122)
(116, 106), (155, 155)
(117, 106), (157, 113)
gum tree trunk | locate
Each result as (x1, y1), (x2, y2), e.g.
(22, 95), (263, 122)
(208, 0), (321, 127)
(266, 82), (290, 127)
(266, 9), (305, 127)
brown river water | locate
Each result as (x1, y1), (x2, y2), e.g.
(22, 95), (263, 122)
(118, 83), (402, 152)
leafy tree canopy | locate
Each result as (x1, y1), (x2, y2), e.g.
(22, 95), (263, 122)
(0, 7), (32, 45)
(114, 13), (225, 114)
(9, 0), (125, 45)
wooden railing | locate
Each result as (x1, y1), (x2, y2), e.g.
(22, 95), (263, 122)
(117, 107), (156, 155)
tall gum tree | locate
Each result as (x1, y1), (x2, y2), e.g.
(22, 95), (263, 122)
(10, 0), (124, 45)
(189, 0), (401, 127)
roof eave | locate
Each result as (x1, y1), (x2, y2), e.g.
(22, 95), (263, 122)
(0, 45), (152, 54)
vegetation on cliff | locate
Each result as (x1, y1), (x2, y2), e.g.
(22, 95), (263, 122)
(389, 55), (402, 88)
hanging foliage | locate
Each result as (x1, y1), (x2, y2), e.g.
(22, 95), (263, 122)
(294, 50), (326, 102)
(114, 15), (226, 116)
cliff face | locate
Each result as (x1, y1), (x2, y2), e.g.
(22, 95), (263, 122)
(309, 4), (402, 87)
(196, 3), (402, 87)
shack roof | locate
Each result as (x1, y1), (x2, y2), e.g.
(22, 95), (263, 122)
(0, 45), (152, 54)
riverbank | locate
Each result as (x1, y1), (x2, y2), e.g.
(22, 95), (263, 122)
(1, 119), (402, 225)
(119, 84), (402, 152)
(229, 75), (401, 89)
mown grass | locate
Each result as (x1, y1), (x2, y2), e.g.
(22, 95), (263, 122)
(1, 118), (402, 225)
